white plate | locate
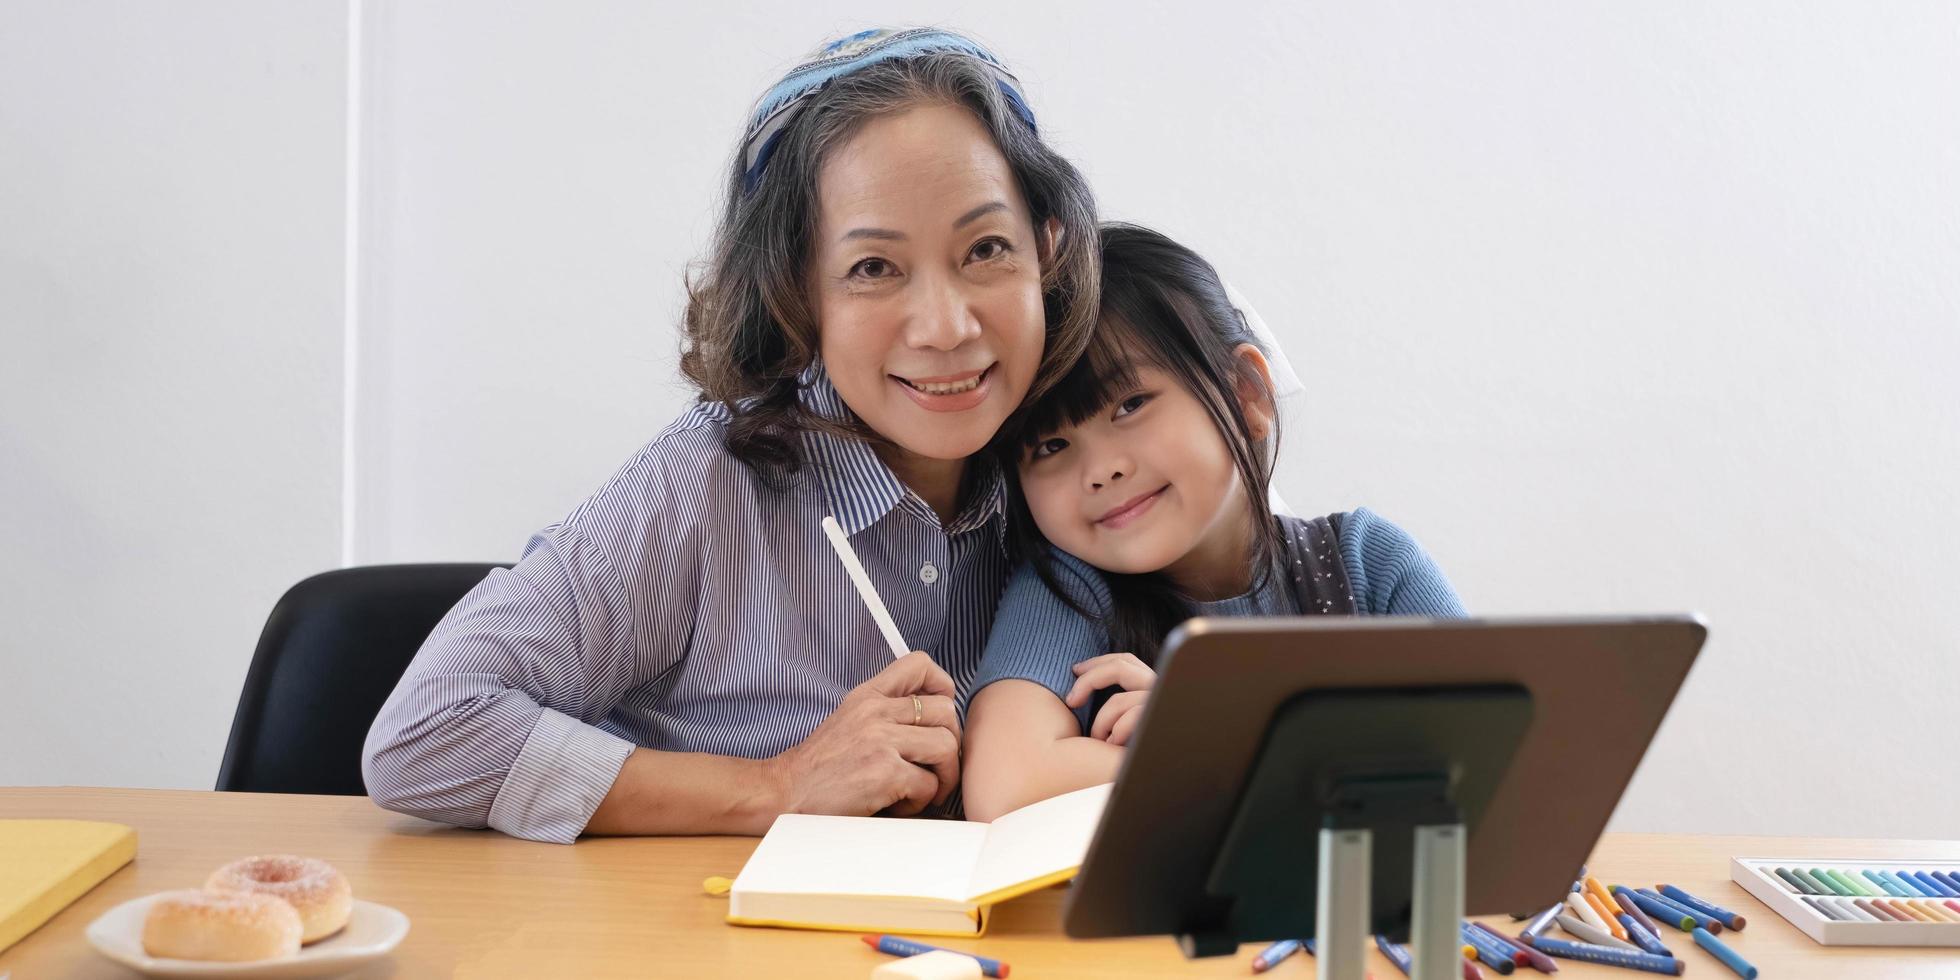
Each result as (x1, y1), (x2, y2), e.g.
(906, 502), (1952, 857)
(86, 896), (409, 978)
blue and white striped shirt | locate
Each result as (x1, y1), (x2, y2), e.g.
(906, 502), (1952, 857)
(362, 374), (1008, 843)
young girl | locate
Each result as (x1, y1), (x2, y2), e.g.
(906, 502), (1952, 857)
(961, 223), (1466, 821)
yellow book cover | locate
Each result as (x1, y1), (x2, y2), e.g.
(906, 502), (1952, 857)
(0, 819), (138, 953)
(725, 783), (1110, 937)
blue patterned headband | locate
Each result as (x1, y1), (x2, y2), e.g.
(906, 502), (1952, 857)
(740, 28), (1039, 197)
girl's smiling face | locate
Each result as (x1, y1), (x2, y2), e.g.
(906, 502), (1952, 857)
(810, 103), (1051, 470)
(1016, 347), (1276, 599)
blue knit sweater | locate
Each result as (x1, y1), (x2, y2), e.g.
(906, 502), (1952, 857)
(968, 507), (1467, 733)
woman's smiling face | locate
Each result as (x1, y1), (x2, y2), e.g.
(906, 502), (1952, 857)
(809, 102), (1049, 466)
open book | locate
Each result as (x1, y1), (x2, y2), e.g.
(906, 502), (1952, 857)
(726, 783), (1111, 937)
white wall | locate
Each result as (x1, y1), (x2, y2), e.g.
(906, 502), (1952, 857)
(7, 2), (1956, 837)
(0, 2), (348, 788)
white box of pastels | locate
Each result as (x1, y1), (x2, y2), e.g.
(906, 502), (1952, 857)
(1730, 858), (1960, 946)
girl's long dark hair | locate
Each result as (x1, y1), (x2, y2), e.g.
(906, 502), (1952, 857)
(997, 223), (1284, 665)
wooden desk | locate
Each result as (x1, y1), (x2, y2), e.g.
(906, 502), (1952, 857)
(3, 788), (1955, 978)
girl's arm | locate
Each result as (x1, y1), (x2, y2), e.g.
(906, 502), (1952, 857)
(962, 678), (1122, 822)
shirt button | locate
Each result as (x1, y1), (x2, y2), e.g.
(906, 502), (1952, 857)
(919, 562), (940, 585)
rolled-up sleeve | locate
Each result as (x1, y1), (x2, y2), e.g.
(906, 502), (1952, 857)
(362, 436), (701, 843)
(966, 554), (1112, 731)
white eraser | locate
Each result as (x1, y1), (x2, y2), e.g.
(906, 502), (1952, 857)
(870, 949), (984, 980)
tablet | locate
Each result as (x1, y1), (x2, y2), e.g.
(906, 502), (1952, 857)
(1062, 615), (1706, 945)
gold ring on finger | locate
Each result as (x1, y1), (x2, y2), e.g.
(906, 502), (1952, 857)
(911, 694), (923, 726)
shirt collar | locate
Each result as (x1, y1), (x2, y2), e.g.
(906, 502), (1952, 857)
(795, 365), (1006, 542)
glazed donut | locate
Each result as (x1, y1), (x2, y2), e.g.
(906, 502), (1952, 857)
(141, 889), (302, 961)
(204, 855), (352, 944)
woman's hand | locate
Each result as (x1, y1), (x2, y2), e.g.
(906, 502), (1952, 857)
(765, 651), (962, 818)
(1063, 652), (1156, 747)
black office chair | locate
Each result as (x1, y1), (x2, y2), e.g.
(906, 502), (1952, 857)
(216, 563), (506, 795)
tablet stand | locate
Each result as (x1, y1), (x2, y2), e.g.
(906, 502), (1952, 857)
(1174, 687), (1532, 980)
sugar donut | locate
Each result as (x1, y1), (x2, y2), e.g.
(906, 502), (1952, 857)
(141, 889), (302, 961)
(205, 855), (352, 944)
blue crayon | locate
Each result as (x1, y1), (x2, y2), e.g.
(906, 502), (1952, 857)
(1871, 870), (1912, 896)
(1250, 939), (1303, 973)
(1374, 935), (1414, 977)
(1521, 902), (1563, 940)
(1459, 924), (1518, 974)
(1528, 936), (1682, 976)
(1658, 884), (1748, 931)
(1693, 926), (1759, 980)
(1636, 888), (1721, 933)
(1611, 886), (1663, 936)
(1618, 914), (1673, 957)
(1624, 889), (1696, 932)
(1912, 871), (1958, 897)
(1932, 871), (1960, 895)
(862, 936), (1006, 978)
(1885, 870), (1927, 897)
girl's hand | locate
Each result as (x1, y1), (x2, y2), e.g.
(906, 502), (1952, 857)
(1064, 653), (1156, 747)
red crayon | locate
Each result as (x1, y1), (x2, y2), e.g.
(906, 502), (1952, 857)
(1478, 925), (1559, 973)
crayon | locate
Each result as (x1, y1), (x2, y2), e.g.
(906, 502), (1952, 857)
(1855, 898), (1903, 921)
(1693, 926), (1759, 979)
(1475, 924), (1558, 973)
(1618, 914), (1673, 958)
(1772, 867), (1815, 895)
(1863, 869), (1906, 897)
(1583, 877), (1618, 917)
(1658, 884), (1747, 930)
(1554, 913), (1640, 951)
(1792, 868), (1838, 895)
(1521, 902), (1563, 940)
(1250, 939), (1302, 973)
(1460, 925), (1518, 974)
(1803, 896), (1847, 921)
(1583, 892), (1629, 941)
(1887, 870), (1928, 896)
(1566, 893), (1612, 935)
(1636, 888), (1722, 933)
(1887, 899), (1932, 922)
(1911, 871), (1957, 897)
(1932, 871), (1960, 894)
(1464, 923), (1527, 965)
(1528, 936), (1683, 976)
(862, 936), (1008, 978)
(1622, 890), (1696, 932)
(1611, 886), (1663, 937)
(1913, 899), (1960, 922)
(1822, 868), (1874, 897)
(1375, 935), (1414, 977)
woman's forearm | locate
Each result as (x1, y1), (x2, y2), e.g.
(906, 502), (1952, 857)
(585, 747), (786, 837)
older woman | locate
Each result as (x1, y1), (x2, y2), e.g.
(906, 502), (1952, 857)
(362, 29), (1099, 843)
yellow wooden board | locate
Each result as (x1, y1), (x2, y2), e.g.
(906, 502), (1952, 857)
(0, 819), (137, 953)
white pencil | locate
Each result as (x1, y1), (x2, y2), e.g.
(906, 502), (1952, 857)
(819, 515), (909, 660)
